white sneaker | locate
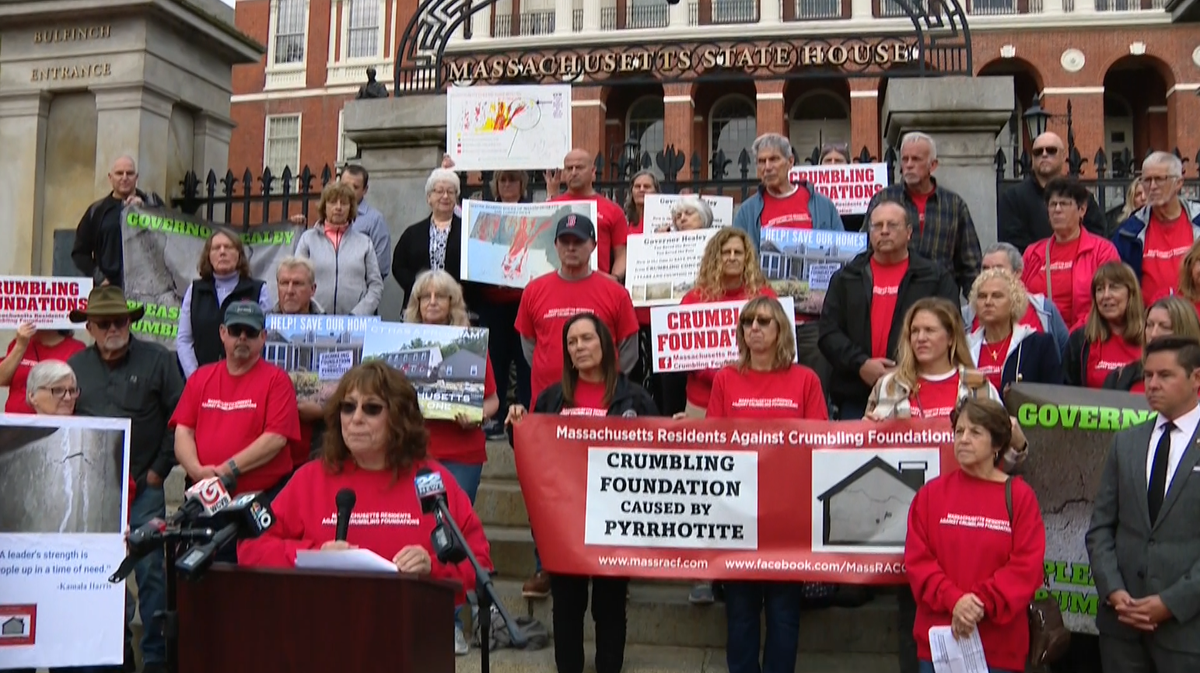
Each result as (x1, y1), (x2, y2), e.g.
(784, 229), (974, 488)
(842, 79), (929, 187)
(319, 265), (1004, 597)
(454, 625), (470, 656)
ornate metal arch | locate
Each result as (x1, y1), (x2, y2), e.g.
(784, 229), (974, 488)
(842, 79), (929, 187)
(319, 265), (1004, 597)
(395, 0), (972, 93)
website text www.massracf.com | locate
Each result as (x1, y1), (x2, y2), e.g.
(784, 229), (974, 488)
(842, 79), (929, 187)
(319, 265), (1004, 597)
(596, 555), (906, 576)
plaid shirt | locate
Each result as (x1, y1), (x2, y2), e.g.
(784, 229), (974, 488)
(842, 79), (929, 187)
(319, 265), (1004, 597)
(864, 179), (982, 297)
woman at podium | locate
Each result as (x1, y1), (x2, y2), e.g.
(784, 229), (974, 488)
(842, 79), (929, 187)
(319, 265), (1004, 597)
(238, 361), (492, 633)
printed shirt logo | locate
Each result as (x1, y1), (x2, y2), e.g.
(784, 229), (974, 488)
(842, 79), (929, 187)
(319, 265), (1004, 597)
(320, 511), (420, 527)
(1144, 245), (1191, 260)
(201, 398), (257, 411)
(732, 397), (797, 409)
(561, 407), (608, 417)
(940, 512), (1012, 534)
(544, 307), (589, 320)
(1095, 360), (1126, 371)
(1047, 261), (1073, 271)
(874, 285), (900, 296)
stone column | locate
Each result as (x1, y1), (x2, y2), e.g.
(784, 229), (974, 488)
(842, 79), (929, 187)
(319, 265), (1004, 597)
(754, 80), (787, 138)
(760, 0), (782, 23)
(192, 111), (236, 176)
(850, 79), (881, 160)
(91, 84), (177, 200)
(881, 76), (1013, 248)
(554, 0), (573, 33)
(668, 0), (689, 26)
(0, 91), (51, 275)
(344, 95), (447, 320)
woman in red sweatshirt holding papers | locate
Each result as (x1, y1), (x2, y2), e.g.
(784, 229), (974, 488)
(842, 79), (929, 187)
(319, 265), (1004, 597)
(238, 361), (491, 655)
(706, 295), (828, 673)
(905, 398), (1047, 673)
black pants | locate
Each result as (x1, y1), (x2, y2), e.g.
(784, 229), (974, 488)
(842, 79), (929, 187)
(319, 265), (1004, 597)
(475, 300), (531, 417)
(549, 574), (628, 673)
(634, 325), (687, 416)
(898, 585), (918, 673)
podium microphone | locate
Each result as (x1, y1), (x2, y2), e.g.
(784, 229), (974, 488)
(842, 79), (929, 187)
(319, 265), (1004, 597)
(414, 468), (528, 653)
(335, 488), (356, 541)
(176, 491), (276, 580)
(170, 473), (237, 525)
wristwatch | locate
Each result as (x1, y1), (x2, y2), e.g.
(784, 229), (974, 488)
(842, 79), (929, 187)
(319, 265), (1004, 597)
(227, 460), (242, 478)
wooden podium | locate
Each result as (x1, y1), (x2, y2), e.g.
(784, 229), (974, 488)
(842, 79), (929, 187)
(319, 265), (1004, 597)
(176, 564), (457, 673)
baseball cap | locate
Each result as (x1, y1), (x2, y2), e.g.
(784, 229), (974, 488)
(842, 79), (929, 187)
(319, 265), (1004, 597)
(554, 213), (596, 242)
(224, 300), (265, 332)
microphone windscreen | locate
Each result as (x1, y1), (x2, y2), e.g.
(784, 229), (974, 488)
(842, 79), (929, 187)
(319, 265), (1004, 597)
(336, 488), (357, 511)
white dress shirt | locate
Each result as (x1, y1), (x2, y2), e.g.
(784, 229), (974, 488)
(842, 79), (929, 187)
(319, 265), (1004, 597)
(1147, 402), (1200, 492)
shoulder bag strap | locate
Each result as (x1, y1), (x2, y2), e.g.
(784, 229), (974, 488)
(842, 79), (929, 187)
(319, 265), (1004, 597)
(1044, 238), (1053, 301)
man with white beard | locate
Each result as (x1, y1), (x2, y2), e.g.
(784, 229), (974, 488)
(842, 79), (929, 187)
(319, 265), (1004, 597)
(69, 285), (185, 673)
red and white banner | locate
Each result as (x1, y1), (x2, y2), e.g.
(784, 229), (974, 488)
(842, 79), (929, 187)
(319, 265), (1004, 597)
(512, 415), (955, 583)
(789, 163), (889, 215)
(649, 297), (796, 373)
(0, 277), (92, 330)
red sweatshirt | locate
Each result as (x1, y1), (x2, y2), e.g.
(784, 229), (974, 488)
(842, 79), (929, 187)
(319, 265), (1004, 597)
(904, 471), (1046, 672)
(238, 459), (492, 604)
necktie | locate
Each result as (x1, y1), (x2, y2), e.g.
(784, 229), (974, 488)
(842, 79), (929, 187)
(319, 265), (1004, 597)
(1148, 421), (1175, 523)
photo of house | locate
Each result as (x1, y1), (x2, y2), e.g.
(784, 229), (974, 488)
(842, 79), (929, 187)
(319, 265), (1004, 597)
(361, 322), (491, 422)
(810, 448), (940, 554)
(760, 228), (868, 317)
(263, 314), (381, 404)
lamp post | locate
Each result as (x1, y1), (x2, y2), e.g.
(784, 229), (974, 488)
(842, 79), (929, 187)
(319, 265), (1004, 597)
(1023, 94), (1052, 139)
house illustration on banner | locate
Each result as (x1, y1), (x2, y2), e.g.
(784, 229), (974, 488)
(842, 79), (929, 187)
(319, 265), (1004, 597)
(817, 457), (928, 547)
(0, 604), (36, 646)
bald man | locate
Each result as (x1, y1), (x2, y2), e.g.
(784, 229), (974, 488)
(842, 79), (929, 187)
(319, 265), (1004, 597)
(546, 148), (628, 280)
(998, 131), (1107, 252)
(72, 155), (164, 287)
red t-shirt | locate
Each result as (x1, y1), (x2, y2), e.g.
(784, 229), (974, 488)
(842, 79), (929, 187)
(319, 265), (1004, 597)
(3, 336), (86, 414)
(516, 272), (640, 405)
(237, 459), (490, 605)
(1141, 209), (1194, 306)
(905, 470), (1046, 673)
(970, 304), (1043, 334)
(706, 365), (828, 420)
(426, 360), (497, 465)
(761, 188), (813, 229)
(870, 257), (909, 359)
(550, 193), (628, 275)
(295, 421), (315, 468)
(169, 359), (301, 493)
(560, 379), (609, 416)
(1043, 236), (1081, 326)
(908, 189), (932, 234)
(1086, 335), (1142, 389)
(678, 284), (778, 409)
(976, 334), (1012, 392)
(909, 371), (959, 419)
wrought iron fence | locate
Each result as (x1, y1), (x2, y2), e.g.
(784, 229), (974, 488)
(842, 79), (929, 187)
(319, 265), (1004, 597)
(171, 165), (336, 230)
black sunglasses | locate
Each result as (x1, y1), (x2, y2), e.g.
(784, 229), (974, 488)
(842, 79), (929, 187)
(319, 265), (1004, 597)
(93, 317), (130, 331)
(339, 401), (385, 417)
(226, 324), (261, 339)
(1032, 147), (1059, 157)
(740, 316), (774, 328)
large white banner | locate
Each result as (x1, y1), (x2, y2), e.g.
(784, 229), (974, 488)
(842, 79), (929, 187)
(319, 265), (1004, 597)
(788, 163), (889, 215)
(446, 84), (572, 171)
(0, 277), (93, 330)
(649, 297), (796, 373)
(625, 229), (722, 308)
(642, 194), (734, 232)
(460, 199), (598, 289)
(0, 415), (130, 669)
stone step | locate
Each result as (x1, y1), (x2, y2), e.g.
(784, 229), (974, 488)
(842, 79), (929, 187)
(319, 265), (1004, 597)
(474, 480), (530, 528)
(485, 578), (898, 652)
(482, 439), (517, 481)
(485, 524), (538, 579)
(454, 644), (900, 673)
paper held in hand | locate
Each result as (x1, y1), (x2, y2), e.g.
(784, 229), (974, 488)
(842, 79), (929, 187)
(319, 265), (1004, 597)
(295, 548), (397, 574)
(928, 625), (988, 673)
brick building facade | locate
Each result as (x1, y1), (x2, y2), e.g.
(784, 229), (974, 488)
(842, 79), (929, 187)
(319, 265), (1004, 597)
(228, 0), (1200, 181)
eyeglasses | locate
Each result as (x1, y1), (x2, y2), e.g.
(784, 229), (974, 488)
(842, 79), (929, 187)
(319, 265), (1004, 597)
(1142, 175), (1180, 186)
(1047, 200), (1077, 210)
(339, 401), (385, 416)
(740, 316), (774, 328)
(226, 325), (261, 339)
(869, 221), (907, 232)
(430, 188), (456, 198)
(40, 386), (79, 399)
(92, 317), (130, 331)
(418, 292), (450, 304)
(1032, 147), (1060, 157)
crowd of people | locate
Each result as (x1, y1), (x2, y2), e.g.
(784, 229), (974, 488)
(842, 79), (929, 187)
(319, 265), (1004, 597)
(7, 129), (1199, 673)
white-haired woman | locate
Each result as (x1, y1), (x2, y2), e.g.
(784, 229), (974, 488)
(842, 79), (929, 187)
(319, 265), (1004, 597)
(671, 196), (714, 232)
(966, 269), (1062, 395)
(404, 268), (498, 655)
(394, 168), (483, 311)
(25, 359), (79, 416)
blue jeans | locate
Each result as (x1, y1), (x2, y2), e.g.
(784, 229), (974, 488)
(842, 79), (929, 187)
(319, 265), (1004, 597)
(724, 581), (803, 673)
(918, 662), (1015, 673)
(126, 484), (166, 664)
(440, 461), (484, 630)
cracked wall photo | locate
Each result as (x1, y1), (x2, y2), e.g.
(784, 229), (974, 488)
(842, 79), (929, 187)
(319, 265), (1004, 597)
(0, 425), (125, 534)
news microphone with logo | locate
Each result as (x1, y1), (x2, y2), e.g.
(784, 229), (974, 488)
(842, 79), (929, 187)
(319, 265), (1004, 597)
(169, 473), (237, 525)
(109, 518), (215, 583)
(176, 492), (276, 580)
(335, 488), (356, 542)
(412, 467), (527, 648)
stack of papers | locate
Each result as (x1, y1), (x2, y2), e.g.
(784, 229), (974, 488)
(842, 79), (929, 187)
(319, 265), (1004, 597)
(295, 548), (397, 573)
(928, 626), (988, 673)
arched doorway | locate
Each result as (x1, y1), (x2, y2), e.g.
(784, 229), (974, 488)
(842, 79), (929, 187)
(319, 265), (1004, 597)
(1103, 55), (1173, 159)
(605, 82), (665, 179)
(785, 79), (852, 163)
(694, 78), (757, 178)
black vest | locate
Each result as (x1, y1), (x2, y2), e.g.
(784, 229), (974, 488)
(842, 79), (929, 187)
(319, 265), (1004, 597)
(190, 276), (266, 367)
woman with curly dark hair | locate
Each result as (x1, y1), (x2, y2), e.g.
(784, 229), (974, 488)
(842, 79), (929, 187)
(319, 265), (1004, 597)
(239, 360), (492, 656)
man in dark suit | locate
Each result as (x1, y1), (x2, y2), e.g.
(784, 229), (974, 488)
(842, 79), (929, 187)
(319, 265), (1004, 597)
(1086, 335), (1200, 672)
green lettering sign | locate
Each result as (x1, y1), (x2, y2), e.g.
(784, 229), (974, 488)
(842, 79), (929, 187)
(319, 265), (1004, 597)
(1018, 403), (1155, 430)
